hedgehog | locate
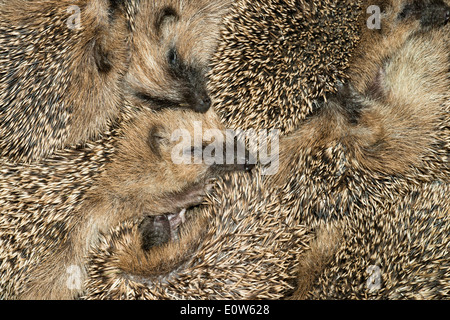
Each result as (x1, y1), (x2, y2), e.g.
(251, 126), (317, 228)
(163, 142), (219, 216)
(0, 105), (252, 300)
(82, 0), (449, 300)
(0, 0), (130, 163)
(83, 169), (314, 300)
(276, 0), (450, 299)
(0, 0), (232, 163)
(348, 0), (450, 94)
(122, 0), (232, 115)
(208, 0), (364, 135)
(76, 0), (361, 300)
(296, 182), (450, 299)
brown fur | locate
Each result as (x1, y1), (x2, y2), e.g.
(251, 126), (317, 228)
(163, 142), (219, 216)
(350, 0), (449, 93)
(0, 0), (130, 162)
(123, 0), (232, 114)
(284, 0), (450, 299)
(0, 107), (242, 299)
(83, 170), (313, 300)
(81, 0), (449, 300)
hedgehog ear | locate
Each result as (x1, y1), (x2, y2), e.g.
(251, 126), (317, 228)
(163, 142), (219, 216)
(147, 125), (167, 158)
(93, 0), (133, 73)
(155, 7), (180, 39)
(366, 66), (387, 101)
(93, 38), (114, 73)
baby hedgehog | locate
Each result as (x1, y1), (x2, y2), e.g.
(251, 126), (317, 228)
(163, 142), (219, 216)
(277, 0), (449, 299)
(123, 0), (232, 114)
(0, 106), (251, 300)
(0, 0), (129, 162)
(83, 169), (313, 300)
(0, 0), (232, 163)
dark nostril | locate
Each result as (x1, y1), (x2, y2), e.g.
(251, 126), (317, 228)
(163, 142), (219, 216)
(198, 95), (211, 112)
(194, 95), (211, 113)
(445, 10), (449, 25)
(204, 95), (211, 107)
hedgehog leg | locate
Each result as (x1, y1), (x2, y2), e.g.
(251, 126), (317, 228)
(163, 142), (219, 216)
(138, 215), (172, 250)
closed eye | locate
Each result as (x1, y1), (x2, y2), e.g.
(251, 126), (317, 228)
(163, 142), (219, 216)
(148, 126), (166, 158)
(168, 48), (178, 68)
(135, 92), (179, 109)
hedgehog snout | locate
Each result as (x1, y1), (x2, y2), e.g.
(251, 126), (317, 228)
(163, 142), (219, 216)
(183, 65), (212, 113)
(185, 79), (212, 113)
(421, 2), (450, 27)
(194, 93), (212, 113)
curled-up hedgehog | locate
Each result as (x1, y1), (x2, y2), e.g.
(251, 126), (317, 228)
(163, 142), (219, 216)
(0, 0), (130, 162)
(349, 0), (450, 93)
(298, 182), (450, 300)
(83, 169), (313, 300)
(123, 0), (232, 114)
(0, 106), (251, 300)
(0, 0), (232, 163)
(277, 0), (449, 299)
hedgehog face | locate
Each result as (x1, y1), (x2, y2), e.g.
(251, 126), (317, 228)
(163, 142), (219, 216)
(123, 0), (230, 113)
(100, 108), (252, 230)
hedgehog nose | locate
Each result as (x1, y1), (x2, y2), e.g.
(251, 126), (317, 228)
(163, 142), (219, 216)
(195, 94), (211, 113)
